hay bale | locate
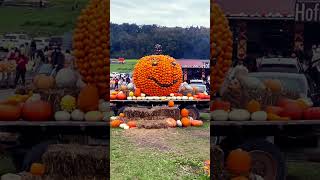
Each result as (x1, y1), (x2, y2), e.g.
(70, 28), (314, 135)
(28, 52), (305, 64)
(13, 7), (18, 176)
(124, 107), (180, 120)
(42, 144), (108, 178)
(136, 119), (169, 129)
(20, 172), (106, 180)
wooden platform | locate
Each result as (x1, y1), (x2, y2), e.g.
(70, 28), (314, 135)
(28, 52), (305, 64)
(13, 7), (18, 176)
(212, 120), (320, 126)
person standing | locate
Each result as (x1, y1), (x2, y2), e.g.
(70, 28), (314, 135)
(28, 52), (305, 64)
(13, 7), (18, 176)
(51, 47), (65, 73)
(30, 40), (37, 61)
(14, 50), (28, 87)
(64, 50), (74, 69)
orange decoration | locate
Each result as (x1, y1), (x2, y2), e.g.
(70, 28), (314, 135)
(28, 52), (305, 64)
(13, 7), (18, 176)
(211, 2), (233, 96)
(181, 117), (191, 127)
(73, 0), (109, 98)
(165, 118), (177, 127)
(110, 120), (121, 128)
(30, 163), (45, 176)
(191, 120), (203, 127)
(132, 55), (183, 96)
(77, 85), (99, 112)
(127, 121), (137, 128)
(119, 113), (125, 117)
(181, 108), (189, 117)
(246, 100), (261, 113)
(0, 104), (21, 121)
(134, 88), (141, 97)
(226, 148), (252, 175)
(168, 100), (175, 107)
(110, 94), (117, 100)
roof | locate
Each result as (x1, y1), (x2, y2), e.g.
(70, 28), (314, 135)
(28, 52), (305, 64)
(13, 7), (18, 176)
(215, 0), (295, 19)
(177, 59), (210, 69)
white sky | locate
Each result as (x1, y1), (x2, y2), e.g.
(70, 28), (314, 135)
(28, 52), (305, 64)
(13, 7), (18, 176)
(110, 0), (210, 28)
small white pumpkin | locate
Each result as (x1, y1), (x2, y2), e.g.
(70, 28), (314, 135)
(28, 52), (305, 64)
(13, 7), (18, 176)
(1, 173), (21, 180)
(71, 109), (84, 121)
(110, 116), (117, 121)
(132, 96), (137, 100)
(160, 96), (166, 100)
(127, 97), (133, 100)
(176, 120), (182, 127)
(182, 96), (188, 100)
(176, 96), (182, 100)
(188, 97), (194, 100)
(85, 111), (103, 121)
(119, 123), (126, 128)
(137, 97), (142, 100)
(123, 125), (130, 130)
(26, 94), (41, 103)
(154, 96), (160, 100)
(229, 109), (250, 121)
(251, 111), (267, 121)
(55, 68), (77, 88)
(98, 101), (109, 112)
(211, 110), (229, 121)
(141, 93), (146, 97)
(54, 111), (71, 121)
(141, 97), (146, 100)
(170, 93), (174, 97)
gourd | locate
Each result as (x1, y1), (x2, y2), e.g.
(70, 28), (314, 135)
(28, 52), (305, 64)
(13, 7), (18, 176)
(60, 95), (76, 112)
(85, 111), (103, 121)
(132, 96), (137, 100)
(33, 74), (55, 89)
(211, 110), (228, 121)
(71, 109), (84, 121)
(54, 111), (71, 121)
(176, 120), (182, 127)
(191, 120), (203, 126)
(239, 76), (265, 90)
(246, 100), (261, 113)
(168, 100), (174, 107)
(111, 120), (121, 128)
(181, 117), (191, 127)
(77, 85), (99, 112)
(98, 101), (109, 112)
(22, 100), (52, 121)
(188, 97), (194, 100)
(181, 109), (189, 117)
(127, 97), (133, 100)
(280, 102), (303, 120)
(303, 107), (320, 120)
(251, 111), (267, 121)
(226, 148), (252, 175)
(265, 106), (283, 115)
(182, 96), (188, 100)
(229, 109), (250, 121)
(165, 118), (177, 128)
(116, 92), (126, 100)
(129, 91), (134, 97)
(30, 163), (45, 176)
(55, 68), (77, 88)
(134, 88), (141, 97)
(0, 104), (21, 121)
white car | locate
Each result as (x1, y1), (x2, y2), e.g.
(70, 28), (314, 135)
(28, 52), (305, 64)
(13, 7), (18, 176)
(33, 37), (50, 50)
(256, 57), (303, 73)
(0, 33), (31, 50)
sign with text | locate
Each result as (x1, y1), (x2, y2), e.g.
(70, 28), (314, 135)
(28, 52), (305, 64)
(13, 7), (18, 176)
(295, 0), (320, 22)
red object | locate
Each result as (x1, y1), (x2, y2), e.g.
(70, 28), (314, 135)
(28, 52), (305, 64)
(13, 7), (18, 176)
(211, 100), (230, 111)
(265, 106), (283, 115)
(127, 121), (137, 128)
(303, 107), (320, 120)
(118, 58), (125, 63)
(276, 98), (296, 108)
(22, 100), (52, 121)
(116, 92), (126, 100)
(16, 55), (28, 70)
(279, 103), (303, 120)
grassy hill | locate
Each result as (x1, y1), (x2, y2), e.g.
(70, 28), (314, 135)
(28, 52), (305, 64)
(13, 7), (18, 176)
(0, 0), (88, 37)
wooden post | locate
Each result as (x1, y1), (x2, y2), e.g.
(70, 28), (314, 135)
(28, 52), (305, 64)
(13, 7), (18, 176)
(237, 21), (247, 60)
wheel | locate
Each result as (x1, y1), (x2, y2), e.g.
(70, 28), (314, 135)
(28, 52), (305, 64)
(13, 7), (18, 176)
(184, 105), (200, 120)
(239, 139), (286, 180)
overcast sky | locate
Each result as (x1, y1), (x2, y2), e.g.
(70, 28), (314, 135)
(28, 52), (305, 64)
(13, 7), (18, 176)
(110, 0), (210, 28)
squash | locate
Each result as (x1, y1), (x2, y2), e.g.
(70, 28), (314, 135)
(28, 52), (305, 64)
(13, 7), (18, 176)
(127, 121), (137, 128)
(22, 100), (52, 121)
(226, 148), (252, 175)
(170, 93), (174, 97)
(134, 88), (141, 97)
(279, 102), (303, 120)
(116, 92), (126, 100)
(181, 108), (189, 117)
(176, 120), (182, 127)
(211, 100), (231, 111)
(110, 94), (117, 100)
(267, 113), (290, 121)
(165, 118), (177, 128)
(111, 120), (121, 128)
(60, 95), (76, 112)
(251, 111), (267, 121)
(181, 117), (191, 127)
(132, 96), (137, 100)
(191, 120), (203, 126)
(229, 109), (250, 121)
(98, 101), (109, 112)
(54, 111), (71, 121)
(0, 104), (21, 121)
(303, 107), (320, 120)
(71, 109), (84, 121)
(265, 106), (283, 115)
(127, 97), (133, 100)
(168, 100), (174, 107)
(188, 97), (194, 100)
(55, 68), (77, 88)
(176, 96), (182, 100)
(77, 85), (99, 112)
(182, 96), (188, 100)
(246, 100), (261, 113)
(85, 111), (103, 121)
(33, 74), (55, 89)
(264, 79), (282, 93)
(211, 110), (228, 121)
(129, 91), (134, 97)
(30, 163), (45, 176)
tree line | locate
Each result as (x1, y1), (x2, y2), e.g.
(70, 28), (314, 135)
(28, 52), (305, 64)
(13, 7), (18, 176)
(110, 23), (210, 59)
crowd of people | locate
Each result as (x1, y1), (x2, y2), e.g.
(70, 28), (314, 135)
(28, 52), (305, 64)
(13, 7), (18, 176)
(0, 41), (74, 88)
(110, 74), (132, 90)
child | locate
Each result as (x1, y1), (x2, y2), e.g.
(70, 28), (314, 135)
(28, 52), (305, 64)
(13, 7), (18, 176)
(14, 50), (28, 87)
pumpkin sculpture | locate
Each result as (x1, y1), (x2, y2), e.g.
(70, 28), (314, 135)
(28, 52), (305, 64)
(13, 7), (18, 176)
(73, 0), (109, 98)
(133, 55), (183, 96)
(211, 2), (233, 96)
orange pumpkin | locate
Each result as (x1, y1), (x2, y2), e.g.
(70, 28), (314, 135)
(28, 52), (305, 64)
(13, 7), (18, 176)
(165, 118), (177, 127)
(30, 163), (45, 176)
(187, 93), (192, 97)
(211, 100), (230, 111)
(246, 100), (261, 113)
(211, 3), (233, 95)
(168, 100), (174, 107)
(181, 117), (191, 127)
(132, 55), (183, 96)
(73, 0), (109, 97)
(226, 148), (252, 175)
(127, 121), (137, 128)
(119, 113), (125, 117)
(265, 106), (283, 115)
(110, 94), (117, 100)
(0, 104), (21, 121)
(116, 92), (126, 100)
(110, 120), (121, 128)
(77, 85), (99, 112)
(134, 88), (141, 97)
(191, 120), (203, 127)
(181, 108), (189, 117)
(22, 100), (52, 121)
(264, 79), (282, 93)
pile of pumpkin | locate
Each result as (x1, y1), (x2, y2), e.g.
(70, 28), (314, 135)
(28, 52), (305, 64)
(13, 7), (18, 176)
(110, 101), (204, 129)
(211, 96), (316, 121)
(0, 162), (45, 180)
(0, 61), (16, 73)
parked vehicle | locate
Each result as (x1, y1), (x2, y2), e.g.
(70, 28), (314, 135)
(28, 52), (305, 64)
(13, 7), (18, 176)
(256, 57), (303, 73)
(33, 37), (50, 50)
(0, 33), (31, 50)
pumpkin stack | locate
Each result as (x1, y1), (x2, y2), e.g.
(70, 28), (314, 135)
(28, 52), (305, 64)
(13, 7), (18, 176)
(211, 1), (233, 96)
(73, 0), (110, 99)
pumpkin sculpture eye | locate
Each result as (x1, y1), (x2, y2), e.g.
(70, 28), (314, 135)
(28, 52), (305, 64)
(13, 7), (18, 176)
(172, 62), (176, 66)
(152, 61), (158, 66)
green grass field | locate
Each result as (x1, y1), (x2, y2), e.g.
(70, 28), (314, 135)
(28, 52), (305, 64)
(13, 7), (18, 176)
(0, 0), (88, 36)
(110, 59), (138, 73)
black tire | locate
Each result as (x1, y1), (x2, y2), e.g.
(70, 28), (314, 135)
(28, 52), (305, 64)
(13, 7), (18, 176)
(184, 105), (200, 120)
(239, 139), (286, 180)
